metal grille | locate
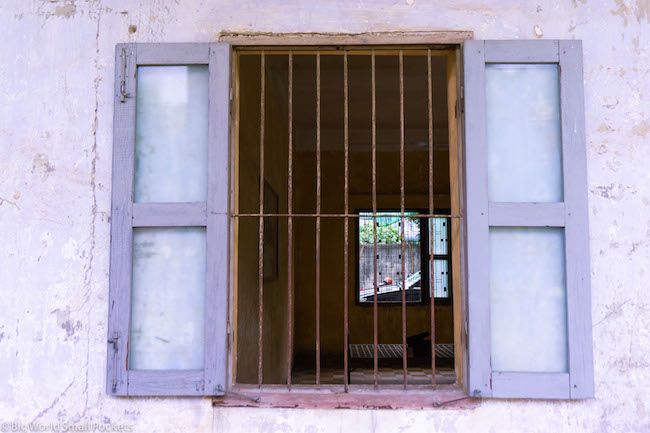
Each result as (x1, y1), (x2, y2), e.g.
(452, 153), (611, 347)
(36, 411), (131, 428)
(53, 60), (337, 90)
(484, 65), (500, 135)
(233, 47), (460, 391)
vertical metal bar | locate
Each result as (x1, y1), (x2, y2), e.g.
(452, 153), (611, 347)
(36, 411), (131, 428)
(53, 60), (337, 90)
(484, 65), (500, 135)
(343, 50), (350, 392)
(287, 50), (293, 390)
(315, 50), (321, 389)
(399, 50), (407, 390)
(371, 49), (379, 390)
(427, 48), (437, 388)
(257, 50), (266, 388)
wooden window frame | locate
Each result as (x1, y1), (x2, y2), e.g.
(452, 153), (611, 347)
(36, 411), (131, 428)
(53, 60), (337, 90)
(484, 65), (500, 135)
(106, 43), (231, 396)
(463, 40), (594, 399)
(226, 38), (468, 408)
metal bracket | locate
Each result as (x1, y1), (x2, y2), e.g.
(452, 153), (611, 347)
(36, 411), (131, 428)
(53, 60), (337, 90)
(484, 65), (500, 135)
(433, 389), (480, 407)
(107, 332), (119, 392)
(215, 385), (261, 403)
(119, 48), (131, 103)
(455, 85), (465, 118)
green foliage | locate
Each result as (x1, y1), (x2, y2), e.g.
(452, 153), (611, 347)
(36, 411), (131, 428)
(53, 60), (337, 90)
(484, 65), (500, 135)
(359, 216), (420, 244)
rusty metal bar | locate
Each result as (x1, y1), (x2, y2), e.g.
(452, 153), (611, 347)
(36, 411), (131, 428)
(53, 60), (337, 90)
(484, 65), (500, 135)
(315, 50), (321, 389)
(287, 50), (293, 390)
(343, 50), (350, 392)
(233, 213), (460, 219)
(399, 50), (407, 390)
(427, 48), (436, 388)
(257, 50), (266, 388)
(371, 49), (379, 390)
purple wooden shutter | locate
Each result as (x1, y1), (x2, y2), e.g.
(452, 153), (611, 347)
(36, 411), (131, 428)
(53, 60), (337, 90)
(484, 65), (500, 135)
(463, 40), (593, 399)
(107, 43), (231, 396)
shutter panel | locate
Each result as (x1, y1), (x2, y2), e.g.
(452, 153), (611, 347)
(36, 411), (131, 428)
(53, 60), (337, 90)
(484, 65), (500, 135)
(463, 40), (593, 399)
(107, 43), (231, 396)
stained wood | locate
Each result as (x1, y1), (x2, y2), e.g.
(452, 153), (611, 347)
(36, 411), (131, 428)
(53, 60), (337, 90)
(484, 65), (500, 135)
(219, 31), (473, 46)
(446, 49), (464, 388)
(215, 384), (478, 410)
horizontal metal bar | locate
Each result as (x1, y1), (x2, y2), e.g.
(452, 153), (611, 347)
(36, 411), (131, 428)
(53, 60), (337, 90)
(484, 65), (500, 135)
(132, 202), (207, 227)
(488, 202), (565, 227)
(231, 213), (460, 218)
(136, 43), (211, 65)
(237, 49), (454, 56)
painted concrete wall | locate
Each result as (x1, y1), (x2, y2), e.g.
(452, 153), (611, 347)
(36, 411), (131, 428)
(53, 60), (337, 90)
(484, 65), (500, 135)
(0, 0), (648, 432)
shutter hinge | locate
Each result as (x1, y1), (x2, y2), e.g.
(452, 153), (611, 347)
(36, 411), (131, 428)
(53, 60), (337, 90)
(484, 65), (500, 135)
(107, 332), (120, 392)
(456, 85), (464, 118)
(119, 48), (131, 103)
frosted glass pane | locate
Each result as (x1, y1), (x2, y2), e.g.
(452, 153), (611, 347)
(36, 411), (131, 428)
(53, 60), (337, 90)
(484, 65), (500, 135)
(486, 64), (563, 202)
(130, 227), (206, 370)
(134, 66), (208, 203)
(430, 259), (449, 298)
(489, 227), (568, 372)
(430, 217), (448, 255)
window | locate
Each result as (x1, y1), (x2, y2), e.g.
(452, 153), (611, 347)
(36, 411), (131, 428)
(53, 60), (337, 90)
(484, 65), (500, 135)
(356, 211), (451, 304)
(107, 38), (593, 402)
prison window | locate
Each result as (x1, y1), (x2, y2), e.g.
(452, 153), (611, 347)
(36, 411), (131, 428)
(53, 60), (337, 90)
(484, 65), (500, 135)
(233, 47), (458, 391)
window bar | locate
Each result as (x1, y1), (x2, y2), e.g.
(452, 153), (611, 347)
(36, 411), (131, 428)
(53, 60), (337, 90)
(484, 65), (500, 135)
(286, 50), (293, 390)
(399, 50), (408, 390)
(257, 50), (266, 388)
(371, 49), (379, 389)
(343, 50), (350, 392)
(315, 50), (321, 389)
(427, 48), (436, 388)
(233, 212), (458, 218)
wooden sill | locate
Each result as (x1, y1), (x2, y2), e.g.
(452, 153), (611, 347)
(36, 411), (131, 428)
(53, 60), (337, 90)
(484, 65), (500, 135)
(212, 384), (480, 410)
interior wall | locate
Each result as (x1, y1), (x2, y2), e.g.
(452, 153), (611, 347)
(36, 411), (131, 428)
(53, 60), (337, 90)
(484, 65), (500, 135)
(293, 150), (453, 359)
(236, 54), (290, 383)
(281, 52), (454, 360)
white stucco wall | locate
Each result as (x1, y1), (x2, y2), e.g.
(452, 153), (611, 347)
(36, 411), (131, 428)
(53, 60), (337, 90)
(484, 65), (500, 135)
(1, 0), (648, 431)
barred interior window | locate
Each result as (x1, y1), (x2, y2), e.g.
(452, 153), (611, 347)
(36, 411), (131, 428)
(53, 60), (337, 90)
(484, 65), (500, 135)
(234, 47), (456, 389)
(357, 212), (451, 304)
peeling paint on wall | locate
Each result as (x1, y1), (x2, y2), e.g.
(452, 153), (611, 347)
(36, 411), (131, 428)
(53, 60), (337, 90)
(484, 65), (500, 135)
(1, 0), (649, 432)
